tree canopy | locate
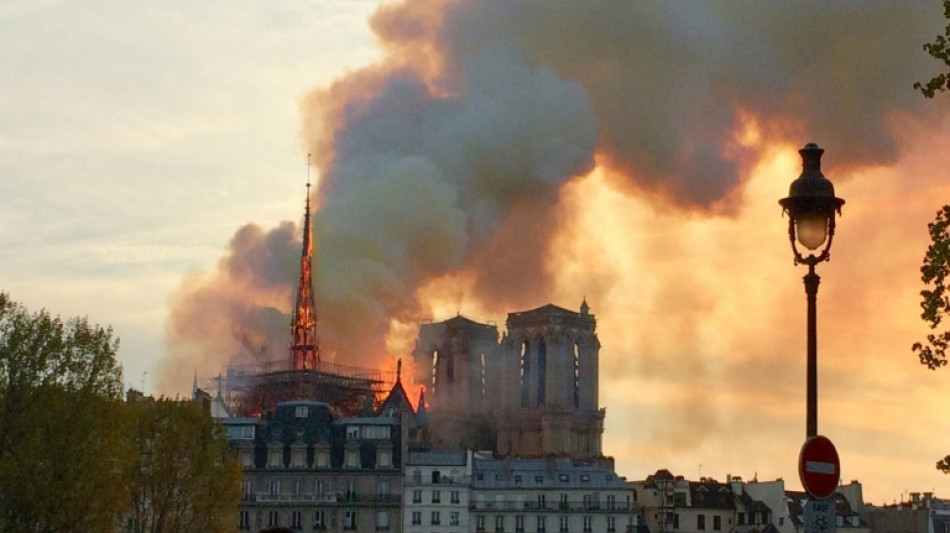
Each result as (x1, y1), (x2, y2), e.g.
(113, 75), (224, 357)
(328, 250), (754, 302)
(0, 293), (242, 532)
(915, 0), (950, 98)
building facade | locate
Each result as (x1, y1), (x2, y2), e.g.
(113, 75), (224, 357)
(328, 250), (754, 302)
(470, 457), (637, 533)
(403, 451), (473, 533)
(225, 400), (408, 532)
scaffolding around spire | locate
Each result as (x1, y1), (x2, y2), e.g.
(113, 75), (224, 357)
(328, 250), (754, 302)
(290, 159), (319, 370)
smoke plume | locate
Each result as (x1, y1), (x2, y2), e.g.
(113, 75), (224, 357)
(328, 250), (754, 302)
(160, 0), (944, 421)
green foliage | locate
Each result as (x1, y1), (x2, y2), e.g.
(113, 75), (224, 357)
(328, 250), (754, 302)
(0, 293), (242, 532)
(915, 0), (950, 98)
(0, 292), (129, 531)
(939, 455), (950, 474)
(126, 399), (243, 533)
(913, 206), (950, 369)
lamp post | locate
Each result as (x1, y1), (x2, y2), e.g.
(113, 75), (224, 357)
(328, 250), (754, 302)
(779, 143), (844, 438)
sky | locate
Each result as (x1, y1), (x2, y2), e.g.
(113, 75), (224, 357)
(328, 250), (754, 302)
(3, 0), (950, 505)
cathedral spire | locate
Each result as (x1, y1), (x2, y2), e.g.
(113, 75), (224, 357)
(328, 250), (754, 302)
(290, 155), (319, 370)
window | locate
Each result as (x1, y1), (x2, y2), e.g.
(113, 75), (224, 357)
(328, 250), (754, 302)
(496, 474), (504, 481)
(314, 511), (326, 530)
(413, 469), (422, 483)
(268, 448), (282, 468)
(345, 481), (356, 501)
(377, 449), (391, 468)
(581, 474), (591, 483)
(294, 480), (302, 495)
(243, 480), (252, 501)
(315, 480), (326, 497)
(377, 480), (390, 499)
(344, 510), (356, 530)
(583, 516), (593, 533)
(412, 512), (422, 525)
(559, 515), (569, 533)
(673, 514), (679, 529)
(432, 470), (441, 483)
(559, 474), (569, 483)
(495, 515), (505, 533)
(698, 514), (706, 530)
(607, 516), (616, 533)
(431, 512), (441, 525)
(535, 475), (544, 484)
(714, 516), (721, 531)
(477, 473), (484, 481)
(432, 489), (441, 503)
(583, 494), (593, 509)
(538, 494), (547, 508)
(267, 511), (279, 527)
(413, 490), (422, 504)
(515, 475), (523, 486)
(451, 490), (460, 504)
(345, 449), (360, 468)
(295, 405), (309, 418)
(738, 513), (745, 526)
(537, 515), (547, 533)
(516, 515), (525, 533)
(376, 511), (390, 531)
(779, 517), (785, 526)
(239, 511), (250, 530)
(269, 480), (280, 496)
(291, 511), (302, 529)
(347, 426), (359, 439)
(316, 449), (329, 468)
(559, 494), (568, 509)
(450, 512), (460, 526)
(607, 494), (616, 510)
(476, 516), (486, 532)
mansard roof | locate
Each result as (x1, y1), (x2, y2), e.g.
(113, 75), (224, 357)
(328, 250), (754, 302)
(690, 480), (736, 510)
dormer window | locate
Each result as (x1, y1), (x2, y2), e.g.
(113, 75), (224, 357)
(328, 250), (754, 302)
(267, 446), (283, 469)
(347, 426), (359, 439)
(344, 443), (360, 469)
(290, 446), (306, 468)
(377, 449), (392, 468)
(295, 405), (309, 418)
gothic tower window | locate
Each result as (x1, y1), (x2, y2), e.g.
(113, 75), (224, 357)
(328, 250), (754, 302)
(520, 340), (531, 408)
(431, 349), (440, 395)
(573, 341), (581, 409)
(537, 338), (547, 406)
(479, 353), (486, 398)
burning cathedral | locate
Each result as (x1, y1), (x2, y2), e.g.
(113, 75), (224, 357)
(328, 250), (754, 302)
(209, 182), (608, 462)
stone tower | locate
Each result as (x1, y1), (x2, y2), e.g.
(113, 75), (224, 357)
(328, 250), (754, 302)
(496, 301), (604, 459)
(411, 315), (501, 450)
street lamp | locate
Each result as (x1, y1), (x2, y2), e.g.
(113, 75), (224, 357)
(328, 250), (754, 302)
(779, 143), (844, 438)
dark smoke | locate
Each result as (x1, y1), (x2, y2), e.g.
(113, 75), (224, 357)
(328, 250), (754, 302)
(159, 0), (943, 392)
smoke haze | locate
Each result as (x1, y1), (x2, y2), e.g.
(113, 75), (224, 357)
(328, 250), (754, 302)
(159, 0), (950, 496)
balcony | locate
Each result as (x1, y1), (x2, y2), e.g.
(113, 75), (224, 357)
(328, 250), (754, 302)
(471, 500), (633, 512)
(252, 493), (402, 506)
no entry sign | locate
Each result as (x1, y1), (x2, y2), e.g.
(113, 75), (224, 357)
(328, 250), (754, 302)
(799, 435), (840, 499)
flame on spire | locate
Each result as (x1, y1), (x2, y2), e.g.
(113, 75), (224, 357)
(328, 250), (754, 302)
(290, 155), (319, 370)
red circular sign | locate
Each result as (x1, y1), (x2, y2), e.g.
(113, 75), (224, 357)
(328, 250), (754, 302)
(799, 435), (840, 499)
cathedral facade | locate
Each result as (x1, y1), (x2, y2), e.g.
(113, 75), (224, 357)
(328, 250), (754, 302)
(410, 301), (605, 460)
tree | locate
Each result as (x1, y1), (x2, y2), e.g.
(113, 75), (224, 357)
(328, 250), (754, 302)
(912, 206), (950, 369)
(915, 0), (950, 98)
(126, 398), (243, 533)
(0, 292), (129, 531)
